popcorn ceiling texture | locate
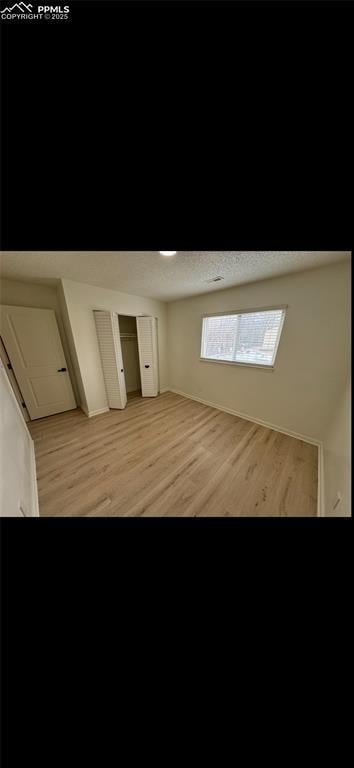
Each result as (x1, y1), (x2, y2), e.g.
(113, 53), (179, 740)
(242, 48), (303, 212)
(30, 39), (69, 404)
(0, 251), (350, 302)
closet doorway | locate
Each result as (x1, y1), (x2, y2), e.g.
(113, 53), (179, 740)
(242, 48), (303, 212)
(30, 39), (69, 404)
(94, 311), (159, 409)
(118, 315), (141, 399)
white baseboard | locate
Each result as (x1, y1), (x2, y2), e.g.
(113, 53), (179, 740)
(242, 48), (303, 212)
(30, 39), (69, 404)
(169, 387), (324, 518)
(80, 404), (110, 418)
(317, 443), (325, 517)
(30, 438), (40, 517)
(81, 392), (171, 415)
(169, 388), (321, 446)
(82, 392), (170, 416)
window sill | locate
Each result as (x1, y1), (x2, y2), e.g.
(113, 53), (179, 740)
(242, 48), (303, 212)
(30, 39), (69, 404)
(199, 357), (275, 371)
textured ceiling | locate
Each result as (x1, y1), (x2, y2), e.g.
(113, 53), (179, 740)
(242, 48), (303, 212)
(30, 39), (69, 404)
(0, 251), (350, 302)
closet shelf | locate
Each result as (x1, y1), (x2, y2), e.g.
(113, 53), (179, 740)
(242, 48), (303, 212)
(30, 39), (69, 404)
(120, 333), (137, 338)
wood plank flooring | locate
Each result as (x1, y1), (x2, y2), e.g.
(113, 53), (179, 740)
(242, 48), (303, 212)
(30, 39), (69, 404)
(28, 392), (318, 517)
(127, 389), (141, 400)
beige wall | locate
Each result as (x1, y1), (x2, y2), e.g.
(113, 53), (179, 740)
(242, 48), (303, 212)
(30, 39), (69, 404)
(323, 378), (351, 516)
(57, 281), (87, 410)
(167, 260), (351, 442)
(0, 277), (57, 310)
(60, 278), (168, 415)
(0, 278), (79, 403)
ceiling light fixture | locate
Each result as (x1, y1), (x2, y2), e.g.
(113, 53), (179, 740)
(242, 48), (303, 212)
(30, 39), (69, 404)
(159, 251), (177, 257)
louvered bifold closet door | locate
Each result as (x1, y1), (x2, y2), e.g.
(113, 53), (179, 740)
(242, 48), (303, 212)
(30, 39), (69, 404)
(94, 311), (127, 409)
(136, 316), (159, 397)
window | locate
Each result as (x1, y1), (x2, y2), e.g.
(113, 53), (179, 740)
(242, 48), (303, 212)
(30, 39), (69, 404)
(200, 307), (286, 368)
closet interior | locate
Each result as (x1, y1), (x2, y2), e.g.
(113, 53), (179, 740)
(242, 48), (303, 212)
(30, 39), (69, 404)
(118, 315), (141, 397)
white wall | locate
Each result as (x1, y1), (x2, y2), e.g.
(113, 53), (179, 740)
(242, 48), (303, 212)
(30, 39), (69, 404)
(0, 277), (58, 308)
(323, 378), (351, 516)
(0, 278), (79, 404)
(0, 360), (39, 517)
(167, 260), (351, 443)
(60, 278), (168, 415)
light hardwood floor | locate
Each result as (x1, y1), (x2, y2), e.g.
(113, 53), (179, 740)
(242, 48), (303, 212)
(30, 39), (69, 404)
(28, 391), (318, 517)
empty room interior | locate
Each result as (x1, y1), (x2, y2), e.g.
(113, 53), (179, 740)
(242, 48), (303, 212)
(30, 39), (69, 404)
(0, 250), (351, 518)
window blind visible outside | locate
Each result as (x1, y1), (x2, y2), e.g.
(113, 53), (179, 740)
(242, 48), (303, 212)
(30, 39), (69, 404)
(201, 309), (285, 367)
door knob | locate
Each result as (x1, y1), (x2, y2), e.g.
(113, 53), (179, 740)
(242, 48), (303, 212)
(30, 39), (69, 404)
(144, 364), (150, 369)
(57, 367), (67, 372)
(121, 369), (124, 373)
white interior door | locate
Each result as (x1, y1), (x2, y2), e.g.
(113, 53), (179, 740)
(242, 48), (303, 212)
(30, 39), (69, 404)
(0, 305), (77, 421)
(0, 335), (30, 421)
(137, 316), (159, 397)
(0, 361), (39, 517)
(94, 311), (127, 409)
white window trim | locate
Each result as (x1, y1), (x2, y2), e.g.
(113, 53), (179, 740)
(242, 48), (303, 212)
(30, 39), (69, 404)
(201, 304), (288, 319)
(200, 358), (276, 371)
(200, 305), (287, 370)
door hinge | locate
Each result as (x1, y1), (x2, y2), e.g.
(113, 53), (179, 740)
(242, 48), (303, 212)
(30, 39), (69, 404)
(22, 402), (26, 408)
(7, 362), (13, 370)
